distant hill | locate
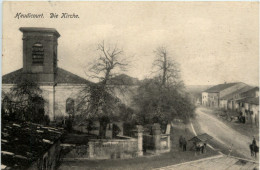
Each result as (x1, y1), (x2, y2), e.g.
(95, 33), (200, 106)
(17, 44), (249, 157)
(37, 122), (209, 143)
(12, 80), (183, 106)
(186, 85), (213, 98)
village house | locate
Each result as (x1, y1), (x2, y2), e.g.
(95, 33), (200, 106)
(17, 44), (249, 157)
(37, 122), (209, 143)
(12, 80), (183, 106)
(237, 97), (259, 126)
(202, 82), (248, 108)
(219, 85), (253, 110)
(2, 27), (91, 122)
(228, 87), (259, 111)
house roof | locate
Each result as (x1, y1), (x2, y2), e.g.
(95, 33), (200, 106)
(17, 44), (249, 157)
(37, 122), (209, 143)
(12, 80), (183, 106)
(189, 133), (213, 143)
(2, 67), (92, 85)
(204, 83), (240, 93)
(238, 97), (259, 105)
(240, 87), (259, 95)
(220, 86), (254, 100)
(1, 120), (64, 169)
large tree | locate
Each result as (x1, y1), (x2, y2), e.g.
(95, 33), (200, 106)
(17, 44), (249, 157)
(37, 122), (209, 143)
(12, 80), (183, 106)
(2, 75), (48, 124)
(77, 41), (129, 138)
(133, 46), (194, 126)
(153, 46), (183, 89)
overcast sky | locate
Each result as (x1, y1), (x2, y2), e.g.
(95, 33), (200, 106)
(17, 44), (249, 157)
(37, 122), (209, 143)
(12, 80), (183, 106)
(2, 2), (259, 86)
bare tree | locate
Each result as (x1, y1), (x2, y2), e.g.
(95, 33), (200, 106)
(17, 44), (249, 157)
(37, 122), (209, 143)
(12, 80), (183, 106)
(153, 46), (183, 89)
(77, 41), (129, 138)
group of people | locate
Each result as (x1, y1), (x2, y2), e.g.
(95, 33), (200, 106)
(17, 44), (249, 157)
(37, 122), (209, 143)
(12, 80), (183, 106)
(179, 135), (207, 154)
(179, 135), (187, 151)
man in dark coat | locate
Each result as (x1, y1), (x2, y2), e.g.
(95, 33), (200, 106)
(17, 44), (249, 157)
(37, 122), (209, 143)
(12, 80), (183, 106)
(183, 138), (187, 151)
(252, 137), (257, 147)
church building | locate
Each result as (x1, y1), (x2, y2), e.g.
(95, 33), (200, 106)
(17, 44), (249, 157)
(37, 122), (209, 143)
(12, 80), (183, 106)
(2, 27), (91, 121)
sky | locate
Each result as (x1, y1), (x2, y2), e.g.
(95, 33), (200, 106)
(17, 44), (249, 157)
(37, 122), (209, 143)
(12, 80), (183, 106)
(2, 1), (259, 86)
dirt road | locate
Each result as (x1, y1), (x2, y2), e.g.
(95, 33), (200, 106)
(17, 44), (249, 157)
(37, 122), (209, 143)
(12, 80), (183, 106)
(193, 107), (255, 160)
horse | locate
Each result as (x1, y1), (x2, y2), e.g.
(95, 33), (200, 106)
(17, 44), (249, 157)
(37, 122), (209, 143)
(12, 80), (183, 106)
(250, 144), (259, 158)
(194, 142), (206, 155)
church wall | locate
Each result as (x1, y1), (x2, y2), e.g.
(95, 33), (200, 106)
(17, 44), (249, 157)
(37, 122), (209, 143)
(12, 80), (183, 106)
(54, 84), (87, 119)
(2, 84), (54, 120)
(2, 84), (89, 122)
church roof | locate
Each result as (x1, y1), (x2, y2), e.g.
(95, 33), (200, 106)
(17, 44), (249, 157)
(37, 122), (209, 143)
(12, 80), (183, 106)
(56, 67), (91, 84)
(2, 69), (23, 84)
(2, 67), (92, 85)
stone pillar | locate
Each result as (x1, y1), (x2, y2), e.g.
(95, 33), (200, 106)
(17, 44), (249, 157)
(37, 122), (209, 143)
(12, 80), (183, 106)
(166, 124), (171, 151)
(89, 141), (94, 158)
(152, 123), (161, 154)
(167, 134), (171, 151)
(136, 125), (143, 156)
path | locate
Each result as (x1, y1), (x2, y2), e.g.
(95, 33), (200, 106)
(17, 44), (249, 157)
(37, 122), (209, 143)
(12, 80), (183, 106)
(194, 107), (255, 160)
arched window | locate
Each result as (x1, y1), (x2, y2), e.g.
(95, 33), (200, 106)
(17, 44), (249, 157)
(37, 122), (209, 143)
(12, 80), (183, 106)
(66, 98), (75, 115)
(32, 43), (44, 64)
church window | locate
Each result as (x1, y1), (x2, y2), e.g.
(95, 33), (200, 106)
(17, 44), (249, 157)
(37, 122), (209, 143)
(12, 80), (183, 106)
(66, 98), (75, 115)
(32, 43), (44, 64)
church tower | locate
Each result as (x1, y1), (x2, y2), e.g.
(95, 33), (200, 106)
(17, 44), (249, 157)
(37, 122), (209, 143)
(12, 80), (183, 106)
(19, 27), (60, 84)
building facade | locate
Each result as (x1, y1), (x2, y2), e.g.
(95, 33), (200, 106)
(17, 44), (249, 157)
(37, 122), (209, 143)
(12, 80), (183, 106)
(2, 27), (91, 121)
(202, 82), (247, 108)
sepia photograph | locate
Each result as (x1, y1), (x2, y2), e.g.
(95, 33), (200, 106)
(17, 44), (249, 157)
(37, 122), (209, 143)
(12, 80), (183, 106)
(1, 1), (259, 169)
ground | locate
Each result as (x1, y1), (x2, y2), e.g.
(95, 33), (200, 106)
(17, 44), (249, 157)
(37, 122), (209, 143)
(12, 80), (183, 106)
(155, 154), (259, 170)
(58, 106), (259, 169)
(191, 107), (259, 160)
(201, 107), (259, 140)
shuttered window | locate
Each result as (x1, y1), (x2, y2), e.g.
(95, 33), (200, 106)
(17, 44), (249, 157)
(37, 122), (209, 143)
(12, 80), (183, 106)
(32, 43), (44, 64)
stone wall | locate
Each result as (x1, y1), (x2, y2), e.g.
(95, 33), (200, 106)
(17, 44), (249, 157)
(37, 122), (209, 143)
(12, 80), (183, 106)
(143, 123), (171, 154)
(62, 137), (140, 160)
(88, 138), (138, 159)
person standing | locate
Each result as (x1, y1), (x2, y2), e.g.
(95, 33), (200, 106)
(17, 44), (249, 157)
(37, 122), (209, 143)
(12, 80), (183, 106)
(252, 137), (256, 146)
(183, 138), (187, 151)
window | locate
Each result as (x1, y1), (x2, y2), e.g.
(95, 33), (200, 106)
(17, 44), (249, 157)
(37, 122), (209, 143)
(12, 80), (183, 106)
(66, 98), (75, 115)
(32, 43), (44, 64)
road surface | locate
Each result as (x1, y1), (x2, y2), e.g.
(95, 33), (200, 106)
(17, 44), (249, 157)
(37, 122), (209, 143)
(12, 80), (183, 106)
(193, 107), (255, 160)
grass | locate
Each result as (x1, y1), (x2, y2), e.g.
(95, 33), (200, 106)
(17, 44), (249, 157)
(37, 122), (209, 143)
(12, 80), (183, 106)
(58, 122), (218, 170)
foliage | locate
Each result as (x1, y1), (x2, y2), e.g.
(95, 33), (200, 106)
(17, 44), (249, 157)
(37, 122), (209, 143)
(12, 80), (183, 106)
(133, 78), (195, 125)
(132, 46), (195, 125)
(1, 76), (49, 125)
(76, 41), (129, 138)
